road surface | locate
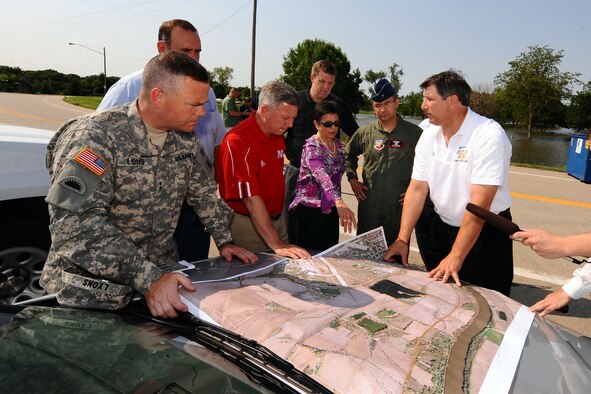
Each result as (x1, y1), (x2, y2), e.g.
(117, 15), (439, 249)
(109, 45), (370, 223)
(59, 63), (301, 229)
(0, 93), (92, 130)
(1, 93), (589, 336)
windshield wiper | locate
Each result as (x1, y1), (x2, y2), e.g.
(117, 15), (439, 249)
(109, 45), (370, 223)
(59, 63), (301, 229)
(122, 305), (332, 394)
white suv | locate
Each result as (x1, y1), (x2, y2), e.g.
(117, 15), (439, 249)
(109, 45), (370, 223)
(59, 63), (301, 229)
(0, 124), (53, 304)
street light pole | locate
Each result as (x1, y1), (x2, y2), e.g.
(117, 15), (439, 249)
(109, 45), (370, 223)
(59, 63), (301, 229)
(68, 42), (107, 95)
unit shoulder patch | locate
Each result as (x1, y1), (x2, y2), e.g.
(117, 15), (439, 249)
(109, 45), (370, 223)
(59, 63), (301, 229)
(58, 176), (87, 195)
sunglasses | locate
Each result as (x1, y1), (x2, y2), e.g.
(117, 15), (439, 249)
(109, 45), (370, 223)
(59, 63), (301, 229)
(319, 121), (341, 128)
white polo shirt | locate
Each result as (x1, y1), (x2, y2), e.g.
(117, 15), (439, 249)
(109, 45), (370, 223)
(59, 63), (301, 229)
(412, 108), (512, 227)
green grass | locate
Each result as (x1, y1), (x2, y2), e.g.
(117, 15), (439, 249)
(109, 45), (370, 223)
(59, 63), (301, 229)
(63, 96), (103, 110)
(510, 161), (566, 172)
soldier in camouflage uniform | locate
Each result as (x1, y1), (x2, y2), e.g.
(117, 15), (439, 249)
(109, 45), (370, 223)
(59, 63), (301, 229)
(42, 51), (256, 318)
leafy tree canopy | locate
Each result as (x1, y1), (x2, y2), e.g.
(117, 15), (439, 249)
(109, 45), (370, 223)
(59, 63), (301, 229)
(0, 65), (116, 96)
(363, 63), (404, 96)
(210, 66), (234, 99)
(567, 81), (591, 131)
(363, 69), (386, 86)
(398, 91), (423, 118)
(281, 39), (365, 113)
(387, 63), (404, 94)
(494, 45), (580, 138)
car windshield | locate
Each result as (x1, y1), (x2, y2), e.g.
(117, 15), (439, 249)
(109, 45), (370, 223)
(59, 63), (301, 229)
(0, 304), (265, 393)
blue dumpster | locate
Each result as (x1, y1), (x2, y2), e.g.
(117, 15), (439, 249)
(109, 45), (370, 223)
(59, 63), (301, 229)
(566, 133), (591, 183)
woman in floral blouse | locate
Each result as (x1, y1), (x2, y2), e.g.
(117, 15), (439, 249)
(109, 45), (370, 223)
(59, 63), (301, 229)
(289, 100), (357, 250)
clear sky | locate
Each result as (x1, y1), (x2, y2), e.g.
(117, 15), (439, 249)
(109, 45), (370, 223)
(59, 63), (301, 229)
(1, 0), (589, 96)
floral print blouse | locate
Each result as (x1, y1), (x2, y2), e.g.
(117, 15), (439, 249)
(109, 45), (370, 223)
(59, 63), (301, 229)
(289, 136), (345, 214)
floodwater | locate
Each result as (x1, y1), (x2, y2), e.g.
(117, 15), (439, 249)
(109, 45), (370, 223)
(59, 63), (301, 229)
(355, 114), (575, 168)
(506, 129), (571, 168)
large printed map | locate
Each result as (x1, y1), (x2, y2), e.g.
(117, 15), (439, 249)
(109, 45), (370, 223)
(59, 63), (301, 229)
(180, 228), (523, 393)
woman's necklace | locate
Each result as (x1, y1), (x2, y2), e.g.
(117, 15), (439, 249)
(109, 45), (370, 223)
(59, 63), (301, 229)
(317, 134), (336, 156)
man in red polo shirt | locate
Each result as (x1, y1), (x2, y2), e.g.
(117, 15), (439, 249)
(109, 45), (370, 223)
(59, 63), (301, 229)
(217, 81), (311, 259)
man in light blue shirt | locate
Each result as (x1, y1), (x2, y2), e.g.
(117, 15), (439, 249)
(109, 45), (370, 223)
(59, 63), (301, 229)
(98, 19), (226, 261)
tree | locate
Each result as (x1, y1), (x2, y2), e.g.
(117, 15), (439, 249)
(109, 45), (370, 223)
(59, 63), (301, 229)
(0, 65), (119, 95)
(470, 83), (500, 121)
(387, 63), (404, 94)
(567, 81), (591, 131)
(210, 66), (234, 99)
(398, 91), (423, 118)
(281, 39), (365, 113)
(494, 45), (580, 138)
(0, 66), (21, 92)
(364, 69), (386, 86)
(363, 63), (404, 95)
(363, 69), (386, 95)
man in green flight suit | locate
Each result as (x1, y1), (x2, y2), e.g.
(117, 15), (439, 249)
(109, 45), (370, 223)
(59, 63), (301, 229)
(345, 79), (422, 247)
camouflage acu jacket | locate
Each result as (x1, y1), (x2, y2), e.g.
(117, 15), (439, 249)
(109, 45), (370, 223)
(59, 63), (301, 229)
(41, 102), (233, 309)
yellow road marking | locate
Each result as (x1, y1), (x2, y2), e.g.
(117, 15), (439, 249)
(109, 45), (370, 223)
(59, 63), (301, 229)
(0, 108), (62, 125)
(511, 192), (591, 208)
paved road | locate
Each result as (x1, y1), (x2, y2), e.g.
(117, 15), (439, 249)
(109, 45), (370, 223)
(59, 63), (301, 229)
(2, 93), (589, 336)
(0, 93), (92, 130)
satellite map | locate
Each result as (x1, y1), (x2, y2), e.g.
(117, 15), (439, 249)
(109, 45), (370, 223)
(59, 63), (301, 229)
(180, 229), (529, 393)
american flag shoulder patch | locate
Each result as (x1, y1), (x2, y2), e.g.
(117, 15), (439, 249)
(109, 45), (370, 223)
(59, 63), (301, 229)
(73, 147), (109, 177)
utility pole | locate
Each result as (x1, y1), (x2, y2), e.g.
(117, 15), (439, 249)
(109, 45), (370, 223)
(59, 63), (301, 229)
(250, 0), (257, 99)
(102, 46), (107, 95)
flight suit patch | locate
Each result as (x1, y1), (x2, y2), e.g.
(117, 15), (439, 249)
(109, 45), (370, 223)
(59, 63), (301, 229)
(388, 138), (403, 149)
(374, 139), (385, 151)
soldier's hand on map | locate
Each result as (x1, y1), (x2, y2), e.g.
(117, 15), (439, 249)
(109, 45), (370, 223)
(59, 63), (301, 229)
(530, 288), (573, 317)
(511, 229), (564, 259)
(274, 243), (311, 259)
(219, 243), (259, 264)
(349, 179), (368, 201)
(383, 238), (409, 266)
(336, 198), (357, 233)
(428, 255), (463, 287)
(145, 272), (196, 319)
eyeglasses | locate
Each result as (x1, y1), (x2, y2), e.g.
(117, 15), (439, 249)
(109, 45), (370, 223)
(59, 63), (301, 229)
(319, 121), (341, 128)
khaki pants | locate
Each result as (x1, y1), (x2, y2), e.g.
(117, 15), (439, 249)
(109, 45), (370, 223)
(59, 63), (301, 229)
(230, 212), (288, 251)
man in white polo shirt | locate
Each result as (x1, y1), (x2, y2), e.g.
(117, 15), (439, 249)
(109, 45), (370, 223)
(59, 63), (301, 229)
(384, 70), (513, 296)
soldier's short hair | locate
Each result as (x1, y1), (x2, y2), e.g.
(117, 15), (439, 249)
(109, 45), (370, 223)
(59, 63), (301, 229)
(258, 80), (298, 110)
(158, 19), (198, 46)
(311, 60), (337, 77)
(143, 51), (209, 94)
(420, 70), (471, 106)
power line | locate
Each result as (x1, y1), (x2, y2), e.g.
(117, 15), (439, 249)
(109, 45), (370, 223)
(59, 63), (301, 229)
(1, 0), (152, 40)
(2, 0), (196, 45)
(202, 0), (252, 36)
